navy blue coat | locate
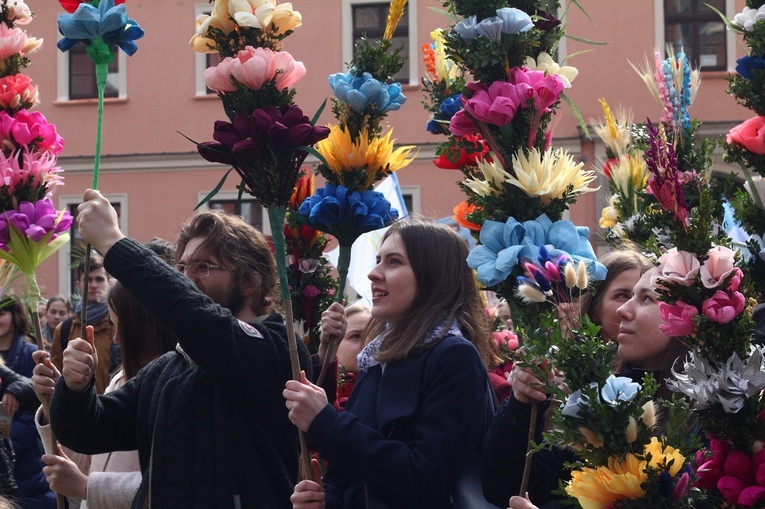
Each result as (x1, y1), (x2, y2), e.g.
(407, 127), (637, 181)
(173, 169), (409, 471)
(3, 336), (55, 509)
(307, 335), (489, 509)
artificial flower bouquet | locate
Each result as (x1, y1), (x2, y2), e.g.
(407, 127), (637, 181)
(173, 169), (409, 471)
(293, 0), (414, 299)
(595, 48), (732, 255)
(716, 1), (765, 299)
(511, 246), (701, 508)
(285, 174), (337, 353)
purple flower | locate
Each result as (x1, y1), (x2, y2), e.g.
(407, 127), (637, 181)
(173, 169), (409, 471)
(0, 199), (72, 250)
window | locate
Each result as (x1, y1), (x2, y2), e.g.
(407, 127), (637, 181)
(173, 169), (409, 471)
(352, 3), (410, 82)
(57, 44), (127, 101)
(664, 0), (727, 70)
(197, 191), (271, 234)
(57, 195), (128, 298)
(400, 185), (420, 216)
(343, 0), (418, 86)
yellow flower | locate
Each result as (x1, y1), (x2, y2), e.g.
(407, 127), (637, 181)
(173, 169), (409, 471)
(591, 98), (633, 157)
(599, 195), (619, 229)
(190, 0), (236, 53)
(316, 125), (415, 189)
(524, 51), (579, 88)
(506, 148), (597, 205)
(431, 29), (461, 87)
(230, 0), (302, 36)
(609, 154), (649, 197)
(643, 437), (685, 477)
(462, 154), (510, 197)
(566, 454), (646, 509)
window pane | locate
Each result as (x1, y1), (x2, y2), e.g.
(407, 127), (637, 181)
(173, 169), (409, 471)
(352, 3), (410, 82)
(354, 6), (382, 30)
(69, 45), (119, 99)
(209, 199), (263, 230)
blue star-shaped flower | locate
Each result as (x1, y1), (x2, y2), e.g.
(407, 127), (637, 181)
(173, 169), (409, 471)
(58, 0), (144, 58)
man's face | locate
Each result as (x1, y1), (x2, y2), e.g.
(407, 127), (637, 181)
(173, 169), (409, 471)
(179, 237), (243, 313)
(81, 267), (110, 304)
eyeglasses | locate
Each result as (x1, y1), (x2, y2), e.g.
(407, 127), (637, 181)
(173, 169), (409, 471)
(175, 261), (228, 278)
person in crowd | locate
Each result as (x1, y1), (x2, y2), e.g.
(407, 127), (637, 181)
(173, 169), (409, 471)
(579, 250), (653, 342)
(50, 255), (116, 395)
(40, 298), (69, 352)
(312, 302), (372, 411)
(482, 265), (689, 508)
(0, 296), (54, 509)
(34, 280), (178, 509)
(286, 219), (494, 509)
(496, 300), (514, 331)
(143, 237), (175, 265)
(49, 190), (312, 508)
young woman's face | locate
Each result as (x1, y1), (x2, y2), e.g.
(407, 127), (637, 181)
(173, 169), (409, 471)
(336, 311), (371, 373)
(109, 305), (121, 345)
(591, 269), (642, 342)
(45, 301), (69, 330)
(615, 269), (673, 371)
(368, 233), (417, 327)
(0, 309), (13, 342)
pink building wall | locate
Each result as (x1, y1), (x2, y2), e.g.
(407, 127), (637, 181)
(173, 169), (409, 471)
(24, 0), (753, 297)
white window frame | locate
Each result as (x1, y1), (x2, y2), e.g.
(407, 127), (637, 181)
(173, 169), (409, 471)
(57, 193), (128, 296)
(56, 43), (128, 101)
(399, 185), (420, 216)
(654, 0), (736, 71)
(196, 190), (272, 235)
(342, 0), (419, 86)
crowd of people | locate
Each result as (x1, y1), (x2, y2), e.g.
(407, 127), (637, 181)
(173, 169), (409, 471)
(0, 190), (758, 509)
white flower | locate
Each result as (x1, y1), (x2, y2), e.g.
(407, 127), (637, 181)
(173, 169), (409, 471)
(524, 52), (579, 88)
(462, 155), (511, 197)
(733, 5), (765, 32)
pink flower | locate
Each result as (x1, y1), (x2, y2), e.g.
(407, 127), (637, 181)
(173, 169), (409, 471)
(725, 450), (755, 485)
(491, 329), (520, 350)
(0, 74), (38, 113)
(462, 80), (532, 128)
(696, 459), (724, 491)
(659, 301), (698, 336)
(719, 476), (748, 504)
(672, 472), (690, 501)
(728, 267), (744, 292)
(6, 110), (64, 155)
(0, 24), (28, 60)
(657, 248), (700, 286)
(507, 67), (565, 112)
(0, 149), (63, 198)
(739, 487), (765, 507)
(205, 46), (306, 93)
(700, 245), (737, 289)
(727, 116), (765, 155)
(449, 109), (479, 136)
(302, 285), (320, 299)
(702, 290), (746, 324)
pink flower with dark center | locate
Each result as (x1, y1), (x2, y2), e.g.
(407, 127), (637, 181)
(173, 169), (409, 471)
(700, 245), (737, 289)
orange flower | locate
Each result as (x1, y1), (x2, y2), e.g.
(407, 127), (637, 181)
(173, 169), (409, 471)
(453, 201), (481, 231)
(289, 173), (314, 210)
(422, 43), (436, 80)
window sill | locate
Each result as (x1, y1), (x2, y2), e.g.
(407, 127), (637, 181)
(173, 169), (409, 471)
(403, 83), (421, 91)
(700, 70), (732, 79)
(192, 93), (220, 100)
(54, 97), (128, 106)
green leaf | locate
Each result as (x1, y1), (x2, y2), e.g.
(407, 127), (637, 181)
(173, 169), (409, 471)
(560, 48), (594, 63)
(561, 93), (590, 138)
(563, 33), (609, 46)
(195, 167), (234, 210)
(296, 145), (329, 168)
(705, 3), (743, 33)
(310, 99), (328, 126)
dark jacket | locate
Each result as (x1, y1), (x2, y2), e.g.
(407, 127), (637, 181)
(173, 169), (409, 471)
(3, 336), (55, 509)
(51, 238), (311, 509)
(307, 335), (489, 509)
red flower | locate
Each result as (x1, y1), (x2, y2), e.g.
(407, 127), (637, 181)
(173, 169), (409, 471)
(59, 0), (126, 13)
(433, 135), (490, 169)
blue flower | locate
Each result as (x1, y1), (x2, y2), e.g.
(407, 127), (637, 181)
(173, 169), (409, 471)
(600, 375), (640, 407)
(328, 72), (406, 114)
(467, 213), (606, 287)
(561, 388), (588, 418)
(454, 8), (533, 42)
(495, 8), (534, 34)
(426, 94), (462, 134)
(736, 55), (765, 81)
(57, 0), (144, 57)
(298, 184), (398, 242)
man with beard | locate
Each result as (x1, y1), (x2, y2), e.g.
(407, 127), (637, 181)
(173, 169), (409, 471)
(49, 189), (312, 509)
